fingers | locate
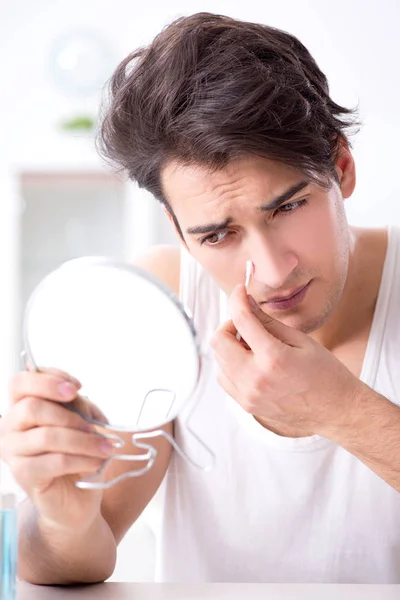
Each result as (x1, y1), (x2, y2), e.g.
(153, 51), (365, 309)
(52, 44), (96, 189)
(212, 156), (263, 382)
(8, 396), (92, 433)
(22, 357), (82, 390)
(10, 370), (80, 405)
(3, 367), (115, 497)
(212, 328), (250, 375)
(36, 367), (82, 390)
(229, 285), (304, 352)
(5, 427), (116, 460)
(228, 285), (282, 353)
(10, 454), (106, 485)
(9, 369), (108, 426)
(246, 294), (303, 348)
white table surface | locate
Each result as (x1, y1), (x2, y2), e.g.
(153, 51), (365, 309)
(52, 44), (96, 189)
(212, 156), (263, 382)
(17, 582), (400, 599)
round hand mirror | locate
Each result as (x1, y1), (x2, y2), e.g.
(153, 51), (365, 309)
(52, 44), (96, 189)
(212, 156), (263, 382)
(23, 257), (201, 433)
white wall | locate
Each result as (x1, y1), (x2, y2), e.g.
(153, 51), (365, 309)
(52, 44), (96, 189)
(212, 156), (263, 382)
(1, 0), (400, 581)
(2, 0), (400, 218)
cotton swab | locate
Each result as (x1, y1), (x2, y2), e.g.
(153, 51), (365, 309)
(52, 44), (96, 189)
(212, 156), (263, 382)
(236, 260), (253, 342)
(244, 260), (253, 289)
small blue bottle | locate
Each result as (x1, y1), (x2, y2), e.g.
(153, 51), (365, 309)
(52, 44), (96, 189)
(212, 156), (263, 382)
(0, 493), (17, 600)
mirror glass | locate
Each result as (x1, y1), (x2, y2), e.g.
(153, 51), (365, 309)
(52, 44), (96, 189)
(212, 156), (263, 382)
(23, 257), (201, 432)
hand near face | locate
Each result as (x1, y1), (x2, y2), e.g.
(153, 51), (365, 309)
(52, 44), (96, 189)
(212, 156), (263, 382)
(210, 284), (363, 437)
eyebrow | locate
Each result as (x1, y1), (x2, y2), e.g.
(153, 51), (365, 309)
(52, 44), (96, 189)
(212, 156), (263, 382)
(185, 179), (310, 236)
(258, 180), (310, 212)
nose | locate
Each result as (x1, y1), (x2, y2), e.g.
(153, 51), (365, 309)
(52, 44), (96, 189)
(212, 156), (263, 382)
(248, 233), (298, 289)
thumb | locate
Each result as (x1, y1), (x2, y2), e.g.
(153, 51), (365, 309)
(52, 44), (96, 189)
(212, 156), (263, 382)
(247, 295), (305, 348)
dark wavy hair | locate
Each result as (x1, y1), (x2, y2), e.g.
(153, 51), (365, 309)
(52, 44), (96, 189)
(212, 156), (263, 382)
(98, 12), (360, 235)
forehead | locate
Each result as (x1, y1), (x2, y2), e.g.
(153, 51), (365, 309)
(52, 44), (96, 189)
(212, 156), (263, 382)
(161, 156), (302, 217)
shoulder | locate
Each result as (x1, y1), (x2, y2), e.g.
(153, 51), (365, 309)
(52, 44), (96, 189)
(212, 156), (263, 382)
(133, 244), (181, 295)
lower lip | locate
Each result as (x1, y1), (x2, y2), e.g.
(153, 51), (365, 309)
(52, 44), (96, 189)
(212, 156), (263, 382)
(263, 282), (311, 311)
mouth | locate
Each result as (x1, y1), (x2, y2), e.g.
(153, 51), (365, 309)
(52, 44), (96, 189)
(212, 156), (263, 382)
(261, 281), (311, 310)
(266, 283), (309, 303)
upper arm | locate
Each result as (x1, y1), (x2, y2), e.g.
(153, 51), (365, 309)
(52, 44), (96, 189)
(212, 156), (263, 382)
(100, 244), (181, 544)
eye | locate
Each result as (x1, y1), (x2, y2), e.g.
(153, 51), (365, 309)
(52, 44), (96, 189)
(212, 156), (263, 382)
(277, 199), (308, 214)
(200, 231), (229, 246)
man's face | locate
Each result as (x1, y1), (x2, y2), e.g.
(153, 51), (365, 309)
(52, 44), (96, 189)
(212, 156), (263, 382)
(161, 155), (352, 334)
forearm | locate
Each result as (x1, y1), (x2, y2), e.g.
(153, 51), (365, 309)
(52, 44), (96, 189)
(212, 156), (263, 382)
(18, 499), (117, 585)
(323, 385), (400, 492)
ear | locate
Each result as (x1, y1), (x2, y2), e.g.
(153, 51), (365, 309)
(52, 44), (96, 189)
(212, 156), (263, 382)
(334, 137), (356, 199)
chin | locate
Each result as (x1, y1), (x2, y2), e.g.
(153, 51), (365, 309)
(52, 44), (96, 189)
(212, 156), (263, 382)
(276, 308), (334, 335)
(296, 281), (345, 334)
(297, 316), (329, 335)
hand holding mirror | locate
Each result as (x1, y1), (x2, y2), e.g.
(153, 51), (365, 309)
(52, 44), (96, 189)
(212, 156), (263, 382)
(23, 257), (214, 489)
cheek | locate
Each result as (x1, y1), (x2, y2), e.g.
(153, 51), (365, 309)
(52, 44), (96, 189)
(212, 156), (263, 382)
(296, 199), (350, 285)
(294, 198), (347, 262)
(275, 206), (325, 265)
(187, 243), (247, 294)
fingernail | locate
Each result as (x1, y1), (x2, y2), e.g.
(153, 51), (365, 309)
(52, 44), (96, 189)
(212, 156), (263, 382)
(58, 381), (76, 398)
(101, 440), (115, 455)
(69, 377), (82, 389)
(95, 431), (123, 448)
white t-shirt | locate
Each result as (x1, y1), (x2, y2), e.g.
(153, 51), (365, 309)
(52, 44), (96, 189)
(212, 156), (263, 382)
(147, 224), (400, 583)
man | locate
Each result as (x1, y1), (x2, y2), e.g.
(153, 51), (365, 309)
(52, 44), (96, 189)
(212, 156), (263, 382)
(1, 12), (400, 584)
